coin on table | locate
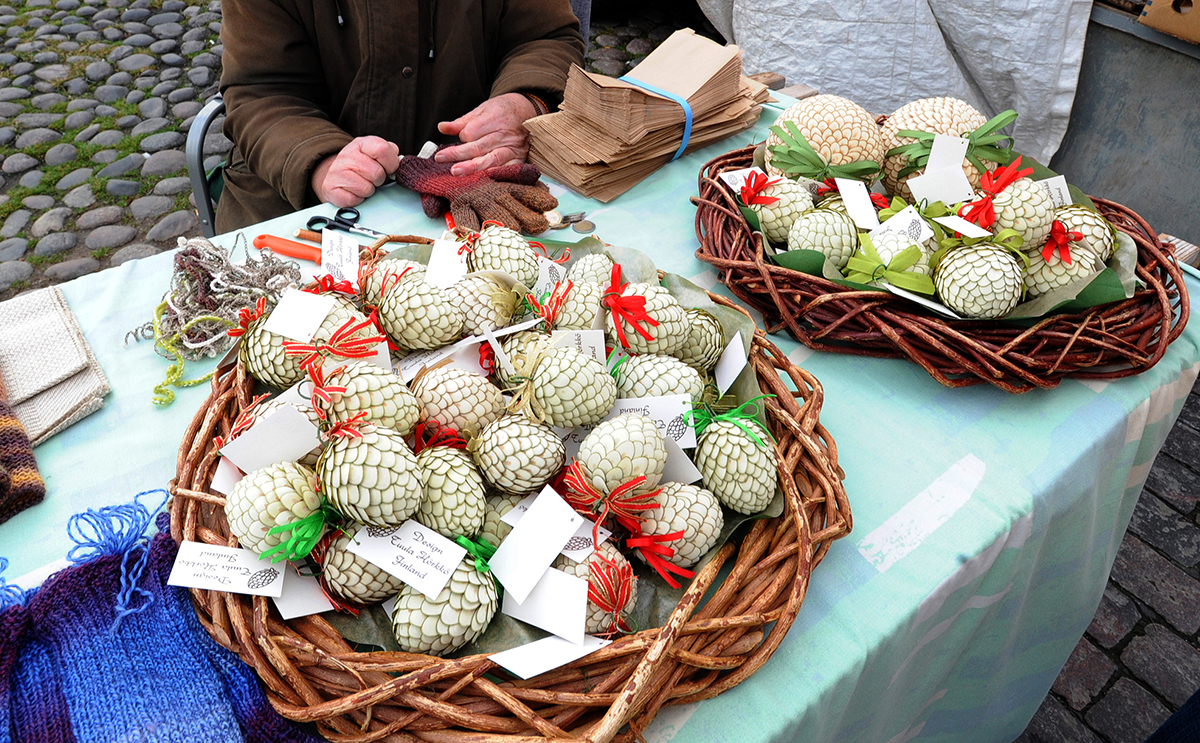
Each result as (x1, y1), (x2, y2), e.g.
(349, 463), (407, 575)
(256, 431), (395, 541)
(572, 220), (596, 234)
(544, 210), (562, 227)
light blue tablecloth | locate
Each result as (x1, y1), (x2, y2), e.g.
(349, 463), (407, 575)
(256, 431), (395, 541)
(3, 98), (1198, 743)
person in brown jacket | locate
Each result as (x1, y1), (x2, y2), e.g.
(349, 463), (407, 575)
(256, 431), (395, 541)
(214, 0), (585, 233)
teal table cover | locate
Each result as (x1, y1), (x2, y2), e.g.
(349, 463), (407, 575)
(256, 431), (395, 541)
(2, 97), (1198, 743)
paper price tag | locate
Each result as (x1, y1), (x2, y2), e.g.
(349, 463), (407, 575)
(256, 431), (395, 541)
(716, 166), (765, 192)
(320, 229), (360, 290)
(501, 567), (588, 644)
(925, 134), (970, 173)
(219, 404), (322, 474)
(209, 457), (244, 496)
(481, 326), (517, 379)
(881, 283), (962, 319)
(272, 563), (335, 620)
(425, 238), (470, 290)
(490, 635), (611, 680)
(873, 205), (935, 246)
(833, 178), (880, 231)
(489, 486), (583, 604)
(532, 256), (568, 299)
(260, 287), (337, 343)
(1037, 175), (1071, 208)
(347, 521), (467, 600)
(713, 331), (748, 396)
(553, 425), (592, 460)
(607, 394), (696, 449)
(551, 329), (607, 364)
(661, 435), (703, 484)
(931, 214), (992, 239)
(501, 492), (611, 562)
(168, 542), (285, 597)
(907, 166), (975, 207)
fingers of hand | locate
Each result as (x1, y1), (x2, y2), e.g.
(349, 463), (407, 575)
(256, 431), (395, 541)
(355, 136), (401, 173)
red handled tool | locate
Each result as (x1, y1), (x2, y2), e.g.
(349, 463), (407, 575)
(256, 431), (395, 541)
(253, 234), (322, 263)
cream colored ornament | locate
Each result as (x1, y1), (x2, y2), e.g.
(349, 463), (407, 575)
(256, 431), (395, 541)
(360, 259), (425, 309)
(746, 178), (815, 244)
(671, 308), (724, 372)
(415, 447), (486, 539)
(226, 461), (323, 556)
(238, 296), (374, 389)
(568, 253), (614, 285)
(764, 94), (885, 180)
(310, 361), (421, 436)
(551, 542), (638, 635)
(446, 272), (520, 336)
(496, 329), (551, 387)
(318, 529), (405, 605)
(390, 556), (498, 656)
(377, 270), (465, 352)
(604, 282), (688, 356)
(472, 415), (566, 496)
(1024, 243), (1102, 298)
(934, 245), (1025, 319)
(695, 418), (777, 515)
(532, 280), (602, 331)
(991, 178), (1055, 252)
(616, 354), (704, 405)
(1055, 204), (1116, 261)
(466, 223), (539, 288)
(871, 230), (932, 277)
(639, 482), (723, 568)
(577, 413), (668, 494)
(524, 345), (616, 429)
(318, 423), (423, 527)
(481, 492), (525, 547)
(787, 208), (858, 269)
(881, 97), (990, 201)
(412, 366), (505, 436)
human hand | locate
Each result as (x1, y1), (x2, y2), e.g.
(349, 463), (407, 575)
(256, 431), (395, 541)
(311, 136), (401, 207)
(434, 93), (538, 177)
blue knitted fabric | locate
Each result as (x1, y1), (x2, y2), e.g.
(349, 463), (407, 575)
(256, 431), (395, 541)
(0, 504), (326, 743)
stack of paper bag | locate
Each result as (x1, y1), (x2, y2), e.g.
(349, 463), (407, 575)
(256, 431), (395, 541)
(526, 29), (767, 202)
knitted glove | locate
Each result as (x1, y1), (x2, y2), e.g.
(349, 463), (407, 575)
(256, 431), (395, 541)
(394, 156), (558, 235)
(0, 399), (45, 525)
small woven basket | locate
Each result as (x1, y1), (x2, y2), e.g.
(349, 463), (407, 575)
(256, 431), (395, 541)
(693, 144), (1191, 393)
(169, 290), (851, 742)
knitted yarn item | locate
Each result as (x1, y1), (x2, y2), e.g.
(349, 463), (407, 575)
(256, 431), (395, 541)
(0, 398), (46, 525)
(394, 156), (558, 234)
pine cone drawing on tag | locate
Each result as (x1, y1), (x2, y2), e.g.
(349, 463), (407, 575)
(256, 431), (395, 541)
(907, 221), (922, 242)
(366, 526), (399, 539)
(247, 567), (280, 590)
(666, 414), (686, 441)
(563, 535), (593, 552)
(547, 263), (563, 284)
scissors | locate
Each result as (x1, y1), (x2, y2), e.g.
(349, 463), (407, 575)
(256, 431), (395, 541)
(306, 206), (387, 240)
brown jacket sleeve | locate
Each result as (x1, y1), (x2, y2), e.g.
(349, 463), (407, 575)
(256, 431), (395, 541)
(219, 0), (352, 211)
(487, 0), (585, 107)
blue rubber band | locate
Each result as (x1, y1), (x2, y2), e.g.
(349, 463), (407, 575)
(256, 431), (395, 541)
(619, 76), (693, 162)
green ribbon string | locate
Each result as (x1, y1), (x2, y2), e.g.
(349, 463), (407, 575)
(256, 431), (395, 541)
(150, 301), (234, 406)
(606, 348), (629, 381)
(260, 505), (331, 564)
(933, 228), (1029, 271)
(768, 121), (881, 183)
(455, 535), (497, 575)
(844, 233), (936, 296)
(684, 395), (777, 448)
(885, 109), (1019, 178)
(876, 196), (955, 247)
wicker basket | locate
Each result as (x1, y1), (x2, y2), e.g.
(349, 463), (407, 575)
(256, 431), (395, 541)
(693, 145), (1191, 393)
(169, 290), (851, 742)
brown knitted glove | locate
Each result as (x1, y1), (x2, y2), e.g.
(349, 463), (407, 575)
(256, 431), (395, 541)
(394, 156), (558, 234)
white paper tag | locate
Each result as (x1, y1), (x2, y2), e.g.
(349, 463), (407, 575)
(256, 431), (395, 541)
(425, 238), (470, 290)
(481, 326), (517, 379)
(365, 340), (391, 370)
(833, 178), (880, 231)
(168, 542), (285, 597)
(394, 346), (457, 383)
(501, 567), (588, 644)
(906, 166), (976, 207)
(873, 205), (935, 246)
(381, 593), (399, 616)
(490, 635), (611, 680)
(417, 140), (439, 159)
(346, 522), (467, 600)
(272, 563), (335, 620)
(489, 486), (584, 604)
(1037, 175), (1071, 208)
(932, 214), (992, 239)
(532, 255), (568, 299)
(501, 493), (611, 562)
(717, 166), (764, 192)
(713, 331), (748, 396)
(320, 229), (360, 290)
(661, 435), (703, 484)
(276, 381), (310, 407)
(881, 283), (963, 319)
(260, 287), (337, 343)
(925, 134), (970, 173)
(209, 457), (245, 496)
(219, 404), (323, 475)
(553, 425), (592, 460)
(551, 329), (606, 364)
(607, 394), (695, 449)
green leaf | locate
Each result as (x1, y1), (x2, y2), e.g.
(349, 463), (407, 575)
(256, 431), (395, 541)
(773, 248), (829, 275)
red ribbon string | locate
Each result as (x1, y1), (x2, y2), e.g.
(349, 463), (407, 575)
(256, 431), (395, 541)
(461, 220), (507, 256)
(601, 264), (659, 350)
(957, 155), (1034, 229)
(739, 170), (781, 206)
(306, 364), (348, 421)
(376, 265), (414, 302)
(561, 462), (662, 545)
(326, 411), (368, 439)
(816, 178), (838, 196)
(588, 553), (634, 636)
(227, 297), (267, 338)
(625, 530), (695, 589)
(870, 193), (890, 210)
(1042, 219), (1084, 265)
(304, 274), (356, 297)
(281, 315), (386, 370)
(527, 280), (574, 328)
(478, 342), (496, 376)
(364, 307), (399, 352)
(412, 419), (468, 453)
(530, 240), (570, 264)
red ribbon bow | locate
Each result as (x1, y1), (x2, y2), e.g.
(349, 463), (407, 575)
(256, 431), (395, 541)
(304, 274), (356, 297)
(957, 155), (1034, 229)
(870, 193), (890, 210)
(739, 170), (782, 206)
(281, 315), (386, 371)
(306, 364), (348, 421)
(625, 529), (695, 589)
(531, 240), (570, 264)
(227, 297), (267, 338)
(478, 342), (496, 377)
(325, 411), (369, 440)
(412, 419), (468, 453)
(588, 553), (635, 636)
(527, 280), (574, 328)
(1042, 219), (1084, 265)
(561, 461), (662, 545)
(601, 265), (659, 350)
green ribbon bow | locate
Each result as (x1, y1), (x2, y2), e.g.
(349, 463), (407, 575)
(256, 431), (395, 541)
(844, 233), (937, 295)
(768, 121), (881, 183)
(932, 227), (1029, 271)
(885, 109), (1019, 179)
(685, 395), (776, 448)
(260, 505), (334, 564)
(455, 535), (498, 575)
(876, 196), (955, 246)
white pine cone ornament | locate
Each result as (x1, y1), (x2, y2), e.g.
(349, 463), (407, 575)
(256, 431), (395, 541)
(787, 208), (859, 269)
(415, 444), (486, 540)
(465, 223), (539, 288)
(528, 280), (602, 331)
(694, 404), (778, 515)
(318, 418), (423, 527)
(741, 171), (814, 244)
(763, 94), (885, 181)
(518, 345), (616, 429)
(1025, 238), (1102, 298)
(616, 354), (705, 405)
(234, 396), (323, 468)
(576, 413), (667, 494)
(226, 461), (325, 559)
(234, 296), (379, 389)
(671, 308), (724, 373)
(638, 482), (723, 568)
(315, 529), (405, 605)
(881, 97), (991, 201)
(568, 253), (614, 285)
(603, 270), (688, 356)
(390, 555), (498, 656)
(360, 259), (425, 310)
(472, 415), (566, 496)
(551, 542), (638, 635)
(481, 492), (525, 547)
(1055, 204), (1116, 261)
(934, 245), (1025, 319)
(377, 270), (465, 352)
(489, 329), (547, 387)
(308, 361), (421, 436)
(990, 177), (1054, 252)
(871, 230), (932, 277)
(446, 272), (520, 336)
(412, 366), (505, 436)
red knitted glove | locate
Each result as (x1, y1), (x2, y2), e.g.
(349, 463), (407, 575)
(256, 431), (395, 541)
(394, 156), (558, 234)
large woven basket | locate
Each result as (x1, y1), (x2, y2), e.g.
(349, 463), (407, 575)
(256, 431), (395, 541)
(693, 145), (1191, 393)
(169, 290), (852, 742)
